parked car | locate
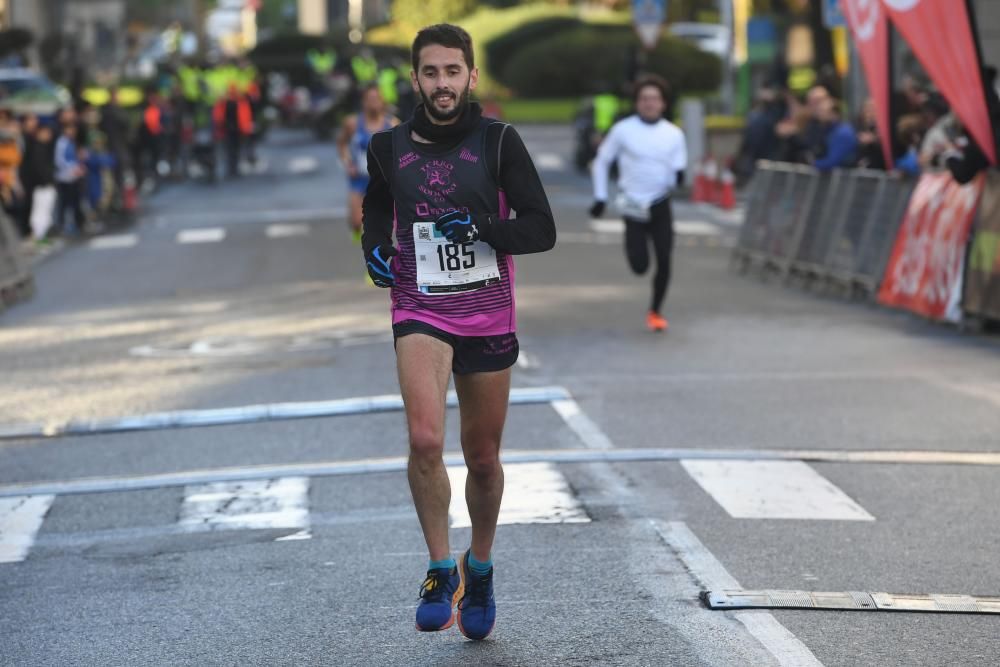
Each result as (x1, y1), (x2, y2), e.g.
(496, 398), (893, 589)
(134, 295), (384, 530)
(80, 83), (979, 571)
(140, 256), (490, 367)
(0, 69), (71, 121)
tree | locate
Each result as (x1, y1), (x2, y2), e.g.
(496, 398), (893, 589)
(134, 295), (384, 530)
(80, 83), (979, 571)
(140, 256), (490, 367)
(389, 0), (478, 33)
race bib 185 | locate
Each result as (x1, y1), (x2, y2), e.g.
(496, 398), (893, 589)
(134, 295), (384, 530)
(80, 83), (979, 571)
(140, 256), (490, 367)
(413, 221), (501, 294)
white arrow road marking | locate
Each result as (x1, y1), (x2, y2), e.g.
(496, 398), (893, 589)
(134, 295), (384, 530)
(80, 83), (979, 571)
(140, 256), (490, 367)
(0, 495), (55, 563)
(681, 460), (875, 521)
(177, 228), (226, 244)
(447, 463), (589, 527)
(89, 234), (138, 249)
(179, 477), (311, 539)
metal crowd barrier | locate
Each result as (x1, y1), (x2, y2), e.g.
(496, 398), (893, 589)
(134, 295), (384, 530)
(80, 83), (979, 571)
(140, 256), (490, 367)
(0, 208), (34, 314)
(732, 161), (914, 295)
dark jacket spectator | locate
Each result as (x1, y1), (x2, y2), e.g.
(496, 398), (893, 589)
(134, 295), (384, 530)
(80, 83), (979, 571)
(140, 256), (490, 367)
(813, 100), (858, 172)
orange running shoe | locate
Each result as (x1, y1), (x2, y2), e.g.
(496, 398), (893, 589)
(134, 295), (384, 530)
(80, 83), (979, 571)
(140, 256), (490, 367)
(647, 311), (668, 332)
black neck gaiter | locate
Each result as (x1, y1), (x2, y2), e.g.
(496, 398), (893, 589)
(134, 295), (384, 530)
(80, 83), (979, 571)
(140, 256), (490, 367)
(410, 102), (483, 145)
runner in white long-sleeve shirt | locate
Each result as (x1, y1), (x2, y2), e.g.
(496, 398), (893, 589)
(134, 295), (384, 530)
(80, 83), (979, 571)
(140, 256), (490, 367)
(590, 75), (687, 332)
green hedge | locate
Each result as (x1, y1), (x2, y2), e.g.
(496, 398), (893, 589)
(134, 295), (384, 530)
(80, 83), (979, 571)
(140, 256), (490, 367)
(498, 26), (721, 98)
(483, 17), (582, 82)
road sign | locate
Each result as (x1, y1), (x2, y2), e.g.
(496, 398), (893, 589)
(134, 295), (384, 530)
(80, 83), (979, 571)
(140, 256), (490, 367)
(823, 0), (847, 28)
(633, 0), (666, 49)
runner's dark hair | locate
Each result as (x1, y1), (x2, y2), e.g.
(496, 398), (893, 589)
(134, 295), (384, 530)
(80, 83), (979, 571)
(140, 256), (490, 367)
(633, 74), (670, 105)
(411, 24), (474, 73)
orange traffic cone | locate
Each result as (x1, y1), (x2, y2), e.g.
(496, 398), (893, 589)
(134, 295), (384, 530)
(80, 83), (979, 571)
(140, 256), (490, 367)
(716, 166), (735, 210)
(694, 158), (715, 203)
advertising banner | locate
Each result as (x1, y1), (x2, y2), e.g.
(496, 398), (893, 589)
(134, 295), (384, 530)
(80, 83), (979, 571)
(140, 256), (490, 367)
(881, 0), (996, 164)
(878, 172), (984, 322)
(963, 171), (1000, 320)
(841, 0), (893, 168)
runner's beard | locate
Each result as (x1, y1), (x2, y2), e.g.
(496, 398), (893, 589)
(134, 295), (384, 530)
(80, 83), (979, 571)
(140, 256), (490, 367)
(420, 84), (470, 122)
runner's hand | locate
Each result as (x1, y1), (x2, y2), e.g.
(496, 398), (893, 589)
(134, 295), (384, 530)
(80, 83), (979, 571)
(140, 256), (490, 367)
(365, 244), (398, 288)
(435, 210), (480, 244)
(589, 201), (606, 218)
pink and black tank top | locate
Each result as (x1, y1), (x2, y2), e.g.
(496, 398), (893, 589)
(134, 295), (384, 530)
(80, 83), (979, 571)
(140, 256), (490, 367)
(387, 119), (515, 336)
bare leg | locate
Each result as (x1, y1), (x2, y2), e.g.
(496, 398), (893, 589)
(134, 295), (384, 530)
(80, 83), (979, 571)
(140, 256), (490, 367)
(397, 334), (454, 561)
(454, 367), (511, 561)
(349, 192), (363, 235)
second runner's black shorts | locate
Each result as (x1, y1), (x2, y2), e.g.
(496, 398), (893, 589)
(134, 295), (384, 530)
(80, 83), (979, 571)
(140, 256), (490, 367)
(392, 320), (519, 375)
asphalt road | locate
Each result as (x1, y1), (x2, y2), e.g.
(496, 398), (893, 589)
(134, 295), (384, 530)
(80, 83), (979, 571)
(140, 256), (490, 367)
(2, 126), (1000, 666)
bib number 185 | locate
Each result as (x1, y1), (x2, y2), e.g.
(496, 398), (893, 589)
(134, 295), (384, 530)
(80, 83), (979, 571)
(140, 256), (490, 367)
(436, 242), (476, 271)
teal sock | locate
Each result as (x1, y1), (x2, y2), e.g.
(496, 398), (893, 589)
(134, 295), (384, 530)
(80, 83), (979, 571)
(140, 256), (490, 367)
(429, 557), (456, 571)
(467, 552), (493, 576)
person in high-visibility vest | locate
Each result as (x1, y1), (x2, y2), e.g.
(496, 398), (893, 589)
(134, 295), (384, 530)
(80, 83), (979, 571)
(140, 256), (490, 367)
(213, 83), (253, 178)
(307, 49), (336, 76)
(351, 50), (378, 85)
(377, 67), (399, 108)
(593, 92), (620, 134)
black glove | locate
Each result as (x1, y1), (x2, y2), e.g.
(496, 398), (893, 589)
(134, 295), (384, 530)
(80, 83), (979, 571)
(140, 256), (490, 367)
(435, 210), (481, 244)
(589, 200), (606, 218)
(365, 244), (398, 288)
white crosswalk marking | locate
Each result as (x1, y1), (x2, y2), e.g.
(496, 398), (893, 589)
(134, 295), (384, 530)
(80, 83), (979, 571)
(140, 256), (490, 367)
(534, 153), (565, 170)
(681, 460), (875, 521)
(0, 495), (55, 563)
(177, 228), (226, 244)
(288, 156), (319, 174)
(89, 234), (138, 249)
(266, 223), (311, 238)
(589, 219), (721, 236)
(447, 463), (589, 528)
(179, 477), (311, 539)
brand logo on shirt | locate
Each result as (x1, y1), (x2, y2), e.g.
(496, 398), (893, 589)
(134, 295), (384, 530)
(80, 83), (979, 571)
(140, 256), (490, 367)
(415, 202), (469, 218)
(398, 151), (419, 169)
(459, 147), (479, 164)
(419, 160), (458, 201)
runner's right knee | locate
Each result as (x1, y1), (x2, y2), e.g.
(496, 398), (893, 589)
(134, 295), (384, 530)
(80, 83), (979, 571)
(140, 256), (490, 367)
(408, 425), (445, 459)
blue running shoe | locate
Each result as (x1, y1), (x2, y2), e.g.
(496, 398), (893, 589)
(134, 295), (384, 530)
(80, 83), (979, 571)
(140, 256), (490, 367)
(457, 550), (496, 640)
(415, 566), (463, 632)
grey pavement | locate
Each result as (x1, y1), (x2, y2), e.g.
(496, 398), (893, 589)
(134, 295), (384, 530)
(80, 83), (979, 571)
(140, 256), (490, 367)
(1, 126), (1000, 666)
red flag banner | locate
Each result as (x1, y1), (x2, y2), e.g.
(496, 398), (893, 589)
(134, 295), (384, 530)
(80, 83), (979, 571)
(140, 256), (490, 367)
(881, 0), (996, 164)
(878, 172), (984, 322)
(840, 0), (893, 168)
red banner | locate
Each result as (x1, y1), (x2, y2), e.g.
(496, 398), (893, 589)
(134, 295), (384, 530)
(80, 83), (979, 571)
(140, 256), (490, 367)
(881, 0), (996, 165)
(840, 0), (893, 169)
(878, 172), (984, 321)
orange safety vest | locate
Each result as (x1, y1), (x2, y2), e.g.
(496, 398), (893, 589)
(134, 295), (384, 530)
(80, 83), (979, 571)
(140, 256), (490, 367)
(213, 97), (253, 136)
(144, 105), (162, 135)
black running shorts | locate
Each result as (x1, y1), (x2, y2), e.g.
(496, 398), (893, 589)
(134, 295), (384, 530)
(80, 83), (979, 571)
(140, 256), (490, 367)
(392, 320), (519, 375)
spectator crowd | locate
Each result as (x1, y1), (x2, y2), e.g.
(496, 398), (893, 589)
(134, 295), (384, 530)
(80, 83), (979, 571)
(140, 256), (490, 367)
(735, 66), (1000, 186)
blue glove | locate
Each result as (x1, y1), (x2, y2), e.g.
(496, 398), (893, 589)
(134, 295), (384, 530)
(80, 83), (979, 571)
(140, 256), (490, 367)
(365, 244), (398, 288)
(435, 210), (480, 244)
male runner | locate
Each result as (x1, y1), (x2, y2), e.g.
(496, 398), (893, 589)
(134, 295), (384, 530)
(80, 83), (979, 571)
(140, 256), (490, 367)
(590, 74), (687, 332)
(337, 85), (398, 244)
(361, 24), (555, 640)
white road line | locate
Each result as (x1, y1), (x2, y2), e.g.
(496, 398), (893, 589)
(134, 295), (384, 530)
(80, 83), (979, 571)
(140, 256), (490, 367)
(0, 495), (55, 563)
(288, 156), (319, 174)
(266, 223), (311, 238)
(590, 218), (722, 235)
(551, 399), (614, 450)
(5, 447), (1000, 499)
(177, 228), (226, 244)
(534, 153), (565, 170)
(447, 463), (589, 528)
(557, 231), (621, 245)
(0, 386), (570, 441)
(88, 234), (138, 249)
(179, 477), (310, 539)
(653, 520), (824, 667)
(515, 352), (539, 369)
(154, 208), (345, 226)
(680, 460), (875, 521)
